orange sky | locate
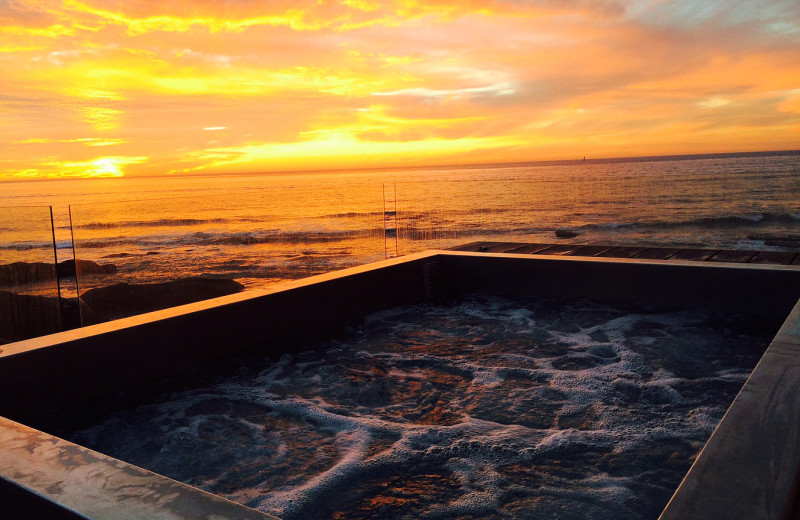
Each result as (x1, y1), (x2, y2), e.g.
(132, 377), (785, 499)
(1, 0), (799, 179)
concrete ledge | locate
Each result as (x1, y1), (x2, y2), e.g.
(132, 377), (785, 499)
(0, 416), (278, 520)
(659, 300), (800, 519)
(773, 298), (800, 346)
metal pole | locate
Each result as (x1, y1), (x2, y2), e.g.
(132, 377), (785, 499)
(68, 205), (81, 326)
(383, 183), (388, 259)
(393, 183), (398, 257)
(49, 206), (64, 329)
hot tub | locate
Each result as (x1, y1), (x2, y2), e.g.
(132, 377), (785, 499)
(1, 251), (799, 520)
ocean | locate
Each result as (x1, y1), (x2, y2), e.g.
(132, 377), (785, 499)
(1, 151), (799, 294)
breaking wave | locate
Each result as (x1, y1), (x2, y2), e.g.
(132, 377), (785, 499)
(72, 228), (385, 249)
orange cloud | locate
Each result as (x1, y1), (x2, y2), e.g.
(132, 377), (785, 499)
(14, 137), (126, 146)
(0, 0), (798, 179)
(2, 156), (147, 179)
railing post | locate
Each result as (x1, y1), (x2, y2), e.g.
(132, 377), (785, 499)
(49, 206), (64, 330)
(68, 205), (82, 327)
(383, 183), (398, 259)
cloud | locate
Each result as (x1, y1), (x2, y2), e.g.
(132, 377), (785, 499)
(374, 82), (517, 100)
(14, 137), (126, 146)
(168, 130), (525, 174)
(2, 155), (147, 178)
(0, 0), (798, 178)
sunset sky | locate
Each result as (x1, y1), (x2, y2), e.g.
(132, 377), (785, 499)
(1, 0), (799, 179)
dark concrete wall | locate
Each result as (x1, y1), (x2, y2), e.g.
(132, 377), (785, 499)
(439, 253), (800, 324)
(0, 256), (431, 426)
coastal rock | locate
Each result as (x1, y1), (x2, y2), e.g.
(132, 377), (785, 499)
(0, 262), (57, 287)
(57, 259), (117, 278)
(79, 276), (245, 324)
(746, 233), (800, 248)
(0, 290), (61, 343)
(0, 259), (116, 286)
(555, 228), (580, 239)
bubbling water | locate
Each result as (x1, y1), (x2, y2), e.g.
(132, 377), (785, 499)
(70, 295), (768, 519)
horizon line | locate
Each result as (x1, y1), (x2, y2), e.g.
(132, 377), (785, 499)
(2, 148), (799, 183)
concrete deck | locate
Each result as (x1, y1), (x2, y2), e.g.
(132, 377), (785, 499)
(451, 241), (800, 265)
(0, 416), (280, 520)
(1, 249), (799, 519)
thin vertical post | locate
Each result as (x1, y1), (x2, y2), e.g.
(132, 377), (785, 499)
(383, 183), (398, 259)
(383, 183), (388, 259)
(392, 183), (398, 257)
(49, 206), (63, 329)
(68, 205), (81, 326)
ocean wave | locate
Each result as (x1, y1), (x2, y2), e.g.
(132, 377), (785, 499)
(319, 211), (384, 219)
(576, 212), (800, 232)
(75, 218), (231, 230)
(204, 229), (383, 246)
(74, 212), (386, 230)
(73, 227), (385, 249)
(0, 241), (52, 251)
(395, 211), (800, 244)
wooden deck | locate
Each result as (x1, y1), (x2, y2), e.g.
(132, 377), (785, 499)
(450, 241), (800, 265)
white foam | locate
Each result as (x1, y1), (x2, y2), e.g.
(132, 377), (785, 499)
(68, 295), (767, 520)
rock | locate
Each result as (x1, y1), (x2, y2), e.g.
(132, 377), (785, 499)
(0, 259), (117, 286)
(0, 262), (58, 287)
(79, 276), (245, 324)
(57, 259), (117, 278)
(555, 228), (580, 239)
(59, 297), (81, 330)
(746, 233), (800, 248)
(0, 290), (61, 343)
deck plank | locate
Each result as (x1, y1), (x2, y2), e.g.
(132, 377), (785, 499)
(448, 242), (799, 266)
(531, 244), (583, 256)
(671, 249), (720, 261)
(633, 247), (683, 260)
(489, 242), (533, 253)
(750, 251), (799, 265)
(448, 242), (491, 252)
(503, 243), (558, 254)
(596, 246), (650, 258)
(477, 242), (529, 253)
(448, 241), (515, 252)
(566, 245), (616, 257)
(707, 250), (759, 263)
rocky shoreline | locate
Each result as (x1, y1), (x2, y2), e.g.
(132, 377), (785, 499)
(1, 259), (244, 343)
(79, 277), (244, 325)
(0, 259), (117, 287)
